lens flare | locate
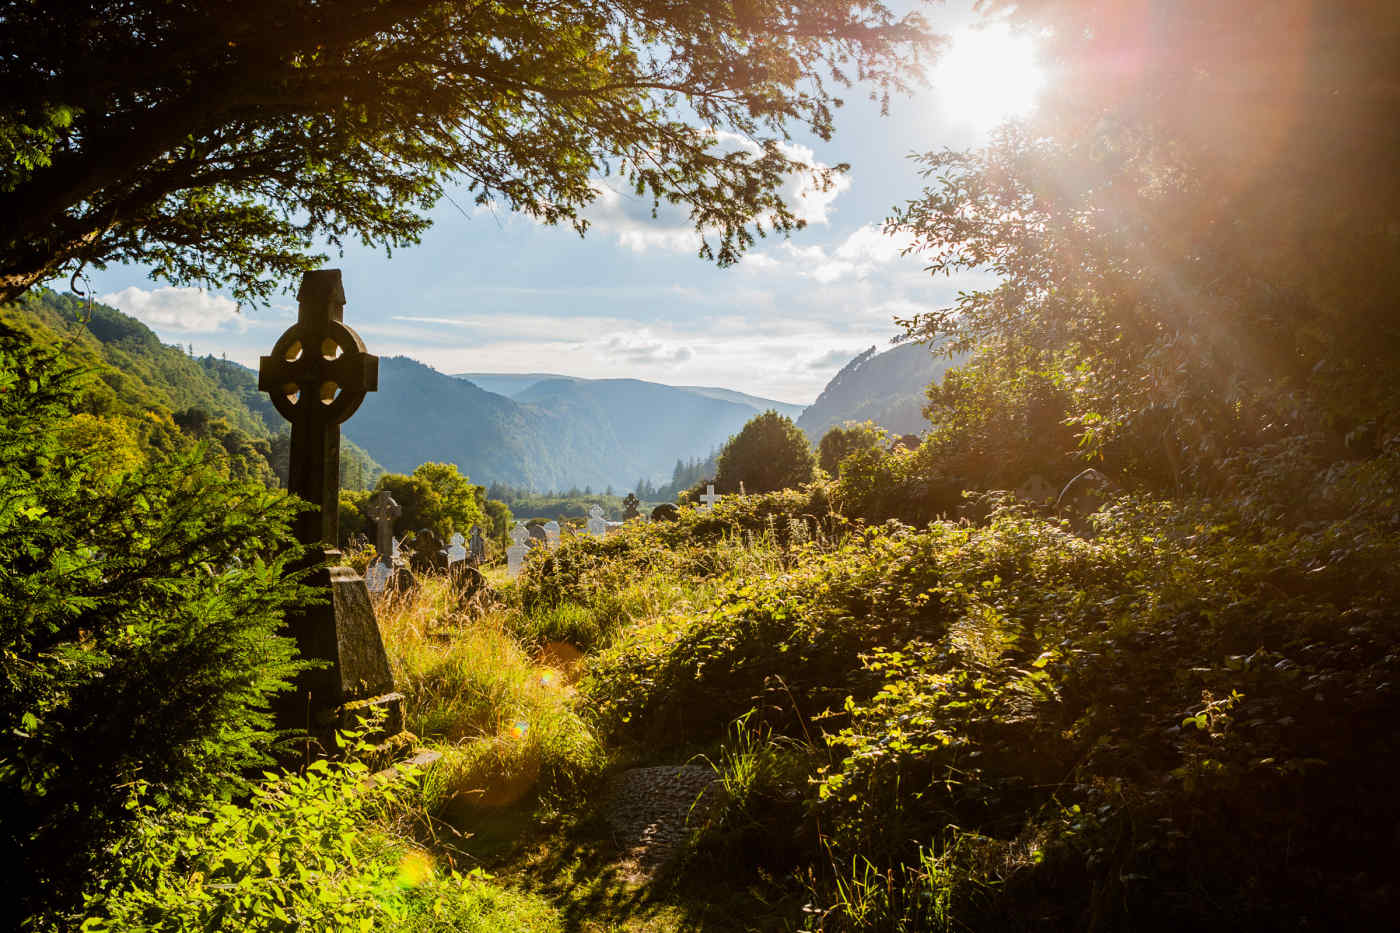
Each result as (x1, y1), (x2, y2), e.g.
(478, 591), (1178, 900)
(539, 669), (559, 688)
(509, 719), (529, 740)
(395, 850), (434, 888)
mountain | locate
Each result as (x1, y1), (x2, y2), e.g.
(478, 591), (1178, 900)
(675, 385), (805, 421)
(347, 364), (775, 490)
(454, 372), (580, 397)
(797, 342), (964, 442)
(5, 289), (384, 489)
(456, 371), (804, 421)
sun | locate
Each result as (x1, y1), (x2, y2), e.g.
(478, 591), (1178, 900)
(933, 23), (1044, 129)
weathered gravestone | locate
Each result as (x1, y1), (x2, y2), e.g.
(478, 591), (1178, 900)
(506, 522), (531, 578)
(257, 269), (404, 753)
(446, 532), (467, 566)
(586, 504), (608, 538)
(699, 484), (722, 511)
(411, 528), (445, 575)
(651, 503), (680, 522)
(622, 493), (641, 520)
(543, 520), (561, 550)
(528, 523), (548, 547)
(365, 489), (401, 565)
(468, 525), (486, 564)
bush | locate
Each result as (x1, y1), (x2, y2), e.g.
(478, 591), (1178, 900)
(0, 330), (310, 922)
(66, 744), (563, 932)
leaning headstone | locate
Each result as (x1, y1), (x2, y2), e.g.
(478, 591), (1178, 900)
(506, 522), (531, 578)
(256, 268), (404, 754)
(446, 532), (467, 566)
(1055, 468), (1121, 536)
(468, 525), (486, 564)
(586, 504), (608, 538)
(699, 484), (722, 511)
(543, 520), (561, 550)
(651, 503), (679, 522)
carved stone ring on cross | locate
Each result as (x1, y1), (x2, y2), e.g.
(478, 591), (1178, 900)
(259, 311), (377, 424)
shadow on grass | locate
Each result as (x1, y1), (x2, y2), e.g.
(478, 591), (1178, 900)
(439, 799), (803, 933)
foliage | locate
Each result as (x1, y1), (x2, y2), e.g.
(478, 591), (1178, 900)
(817, 421), (886, 476)
(373, 462), (491, 542)
(1, 0), (929, 304)
(714, 409), (818, 494)
(66, 746), (563, 932)
(891, 1), (1400, 492)
(0, 327), (311, 922)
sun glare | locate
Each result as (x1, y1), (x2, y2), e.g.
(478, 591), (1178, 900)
(934, 23), (1044, 130)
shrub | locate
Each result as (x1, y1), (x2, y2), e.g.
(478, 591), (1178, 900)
(0, 329), (310, 921)
(65, 745), (563, 932)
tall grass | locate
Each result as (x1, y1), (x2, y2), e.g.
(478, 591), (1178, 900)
(373, 578), (604, 814)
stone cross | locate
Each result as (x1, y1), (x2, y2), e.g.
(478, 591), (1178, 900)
(622, 492), (641, 520)
(699, 484), (722, 511)
(365, 490), (401, 564)
(255, 269), (402, 756)
(468, 525), (486, 563)
(543, 520), (561, 550)
(258, 269), (378, 546)
(506, 522), (531, 578)
(446, 532), (467, 566)
(586, 504), (608, 538)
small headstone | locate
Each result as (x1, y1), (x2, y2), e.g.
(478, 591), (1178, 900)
(506, 522), (531, 578)
(699, 484), (721, 511)
(622, 493), (641, 520)
(651, 503), (680, 522)
(528, 523), (548, 547)
(364, 559), (391, 594)
(586, 504), (608, 538)
(446, 532), (467, 566)
(411, 528), (445, 574)
(739, 480), (746, 497)
(468, 525), (486, 564)
(543, 520), (561, 550)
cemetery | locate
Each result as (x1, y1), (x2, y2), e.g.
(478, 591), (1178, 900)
(5, 2), (1400, 931)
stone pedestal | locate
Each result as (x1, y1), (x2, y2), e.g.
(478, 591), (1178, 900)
(274, 549), (406, 758)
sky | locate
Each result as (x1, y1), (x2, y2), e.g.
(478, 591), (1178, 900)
(76, 1), (1038, 405)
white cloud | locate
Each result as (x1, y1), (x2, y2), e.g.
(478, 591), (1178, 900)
(99, 285), (247, 333)
(599, 332), (694, 365)
(768, 223), (919, 284)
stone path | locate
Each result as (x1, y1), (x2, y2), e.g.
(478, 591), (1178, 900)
(602, 765), (722, 876)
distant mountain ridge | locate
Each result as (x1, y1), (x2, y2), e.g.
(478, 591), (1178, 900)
(455, 371), (805, 421)
(345, 365), (795, 490)
(797, 342), (964, 442)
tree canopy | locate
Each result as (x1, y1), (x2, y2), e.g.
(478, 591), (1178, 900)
(714, 409), (816, 493)
(892, 0), (1400, 492)
(0, 0), (929, 305)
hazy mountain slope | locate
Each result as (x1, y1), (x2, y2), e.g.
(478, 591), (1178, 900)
(454, 372), (578, 397)
(797, 342), (963, 442)
(512, 377), (762, 486)
(346, 358), (628, 490)
(676, 385), (806, 420)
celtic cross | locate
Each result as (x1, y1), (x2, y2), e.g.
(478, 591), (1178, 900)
(365, 490), (401, 564)
(258, 269), (378, 547)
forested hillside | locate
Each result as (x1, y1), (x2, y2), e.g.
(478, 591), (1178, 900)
(797, 341), (961, 441)
(4, 289), (383, 489)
